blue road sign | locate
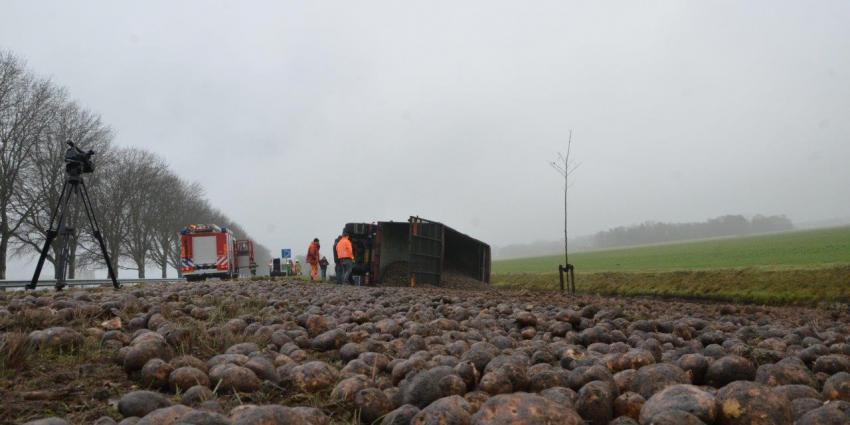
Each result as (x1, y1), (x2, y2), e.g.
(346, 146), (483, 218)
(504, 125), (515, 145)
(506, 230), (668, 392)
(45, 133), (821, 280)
(281, 249), (291, 259)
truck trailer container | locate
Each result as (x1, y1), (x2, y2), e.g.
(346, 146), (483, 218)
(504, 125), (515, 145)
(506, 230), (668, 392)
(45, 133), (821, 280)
(343, 216), (490, 286)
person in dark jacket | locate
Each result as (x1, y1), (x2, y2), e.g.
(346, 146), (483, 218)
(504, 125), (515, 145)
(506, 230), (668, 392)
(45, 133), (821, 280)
(333, 235), (342, 284)
(319, 256), (329, 282)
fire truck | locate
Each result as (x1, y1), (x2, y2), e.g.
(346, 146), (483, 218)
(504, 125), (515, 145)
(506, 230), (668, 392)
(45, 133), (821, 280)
(180, 224), (242, 281)
(235, 239), (257, 277)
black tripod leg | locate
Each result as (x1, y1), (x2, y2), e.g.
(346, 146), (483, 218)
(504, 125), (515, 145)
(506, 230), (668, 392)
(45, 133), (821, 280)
(54, 226), (73, 291)
(79, 181), (120, 289)
(55, 186), (81, 291)
(28, 180), (71, 290)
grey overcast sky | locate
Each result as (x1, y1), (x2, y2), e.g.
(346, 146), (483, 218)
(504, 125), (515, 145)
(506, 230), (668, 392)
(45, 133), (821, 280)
(2, 0), (849, 274)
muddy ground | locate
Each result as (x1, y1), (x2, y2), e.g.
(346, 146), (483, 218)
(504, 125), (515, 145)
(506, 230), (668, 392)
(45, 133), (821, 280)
(1, 280), (849, 425)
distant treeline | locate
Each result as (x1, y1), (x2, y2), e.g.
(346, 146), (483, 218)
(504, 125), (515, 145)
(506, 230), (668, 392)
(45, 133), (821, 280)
(495, 214), (794, 259)
(592, 215), (794, 249)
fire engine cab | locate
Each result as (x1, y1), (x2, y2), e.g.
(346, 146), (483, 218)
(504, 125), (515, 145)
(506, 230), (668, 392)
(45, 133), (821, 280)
(180, 224), (237, 281)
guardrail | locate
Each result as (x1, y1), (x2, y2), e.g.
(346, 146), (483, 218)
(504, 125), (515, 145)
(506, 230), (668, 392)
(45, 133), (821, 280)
(0, 278), (181, 289)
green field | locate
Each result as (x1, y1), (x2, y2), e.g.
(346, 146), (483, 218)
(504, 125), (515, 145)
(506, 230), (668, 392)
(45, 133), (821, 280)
(492, 226), (850, 305)
(494, 226), (850, 273)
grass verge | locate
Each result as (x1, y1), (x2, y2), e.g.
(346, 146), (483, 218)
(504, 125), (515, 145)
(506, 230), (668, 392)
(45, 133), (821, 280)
(493, 265), (850, 305)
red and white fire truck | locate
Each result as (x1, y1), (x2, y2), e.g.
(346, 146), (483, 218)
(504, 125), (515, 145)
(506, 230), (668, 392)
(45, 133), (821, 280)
(235, 239), (257, 277)
(179, 224), (241, 281)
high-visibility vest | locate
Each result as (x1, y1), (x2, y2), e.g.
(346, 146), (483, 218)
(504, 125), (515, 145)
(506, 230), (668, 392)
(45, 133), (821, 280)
(336, 237), (353, 259)
(306, 242), (319, 264)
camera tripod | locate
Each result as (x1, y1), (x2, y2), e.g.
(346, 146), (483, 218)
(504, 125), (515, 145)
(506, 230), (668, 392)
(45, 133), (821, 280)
(28, 145), (120, 291)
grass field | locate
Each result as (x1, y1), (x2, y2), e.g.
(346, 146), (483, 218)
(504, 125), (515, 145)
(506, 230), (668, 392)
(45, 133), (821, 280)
(493, 226), (850, 273)
(492, 226), (850, 305)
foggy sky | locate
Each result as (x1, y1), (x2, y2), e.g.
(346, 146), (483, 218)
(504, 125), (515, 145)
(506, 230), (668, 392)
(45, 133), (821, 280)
(2, 1), (849, 277)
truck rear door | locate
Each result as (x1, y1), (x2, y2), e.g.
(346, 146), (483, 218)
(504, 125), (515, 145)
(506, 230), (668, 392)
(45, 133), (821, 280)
(193, 235), (218, 267)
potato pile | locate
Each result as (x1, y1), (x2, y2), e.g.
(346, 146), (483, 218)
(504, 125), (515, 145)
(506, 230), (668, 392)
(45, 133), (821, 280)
(6, 280), (850, 425)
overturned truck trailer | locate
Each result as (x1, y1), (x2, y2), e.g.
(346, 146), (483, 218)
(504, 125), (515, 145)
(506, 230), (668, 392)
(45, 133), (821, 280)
(345, 216), (491, 286)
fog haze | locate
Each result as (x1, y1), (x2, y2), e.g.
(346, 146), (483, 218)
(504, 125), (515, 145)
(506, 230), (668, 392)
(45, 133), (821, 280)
(2, 1), (848, 275)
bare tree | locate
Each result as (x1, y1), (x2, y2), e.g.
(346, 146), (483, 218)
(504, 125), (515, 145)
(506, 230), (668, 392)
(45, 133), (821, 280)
(550, 130), (579, 293)
(0, 51), (58, 279)
(15, 100), (112, 278)
(118, 149), (169, 278)
(77, 146), (141, 275)
(147, 171), (181, 278)
(149, 174), (205, 278)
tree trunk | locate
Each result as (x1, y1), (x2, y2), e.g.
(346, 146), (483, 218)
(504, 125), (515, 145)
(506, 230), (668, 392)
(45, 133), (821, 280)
(109, 246), (120, 277)
(136, 255), (145, 278)
(52, 252), (61, 279)
(0, 216), (9, 280)
(167, 239), (181, 278)
(0, 209), (13, 280)
(68, 247), (76, 279)
(0, 231), (8, 280)
(67, 232), (78, 279)
(564, 181), (568, 268)
(160, 259), (167, 278)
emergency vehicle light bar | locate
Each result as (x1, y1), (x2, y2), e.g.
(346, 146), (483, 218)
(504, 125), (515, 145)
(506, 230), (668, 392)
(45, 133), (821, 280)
(181, 224), (223, 234)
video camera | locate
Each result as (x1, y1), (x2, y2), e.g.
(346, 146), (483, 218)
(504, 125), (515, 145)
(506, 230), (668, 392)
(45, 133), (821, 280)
(64, 140), (95, 175)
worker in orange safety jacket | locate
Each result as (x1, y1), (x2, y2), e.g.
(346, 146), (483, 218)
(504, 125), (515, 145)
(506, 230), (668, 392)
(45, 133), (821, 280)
(335, 232), (354, 285)
(306, 238), (321, 282)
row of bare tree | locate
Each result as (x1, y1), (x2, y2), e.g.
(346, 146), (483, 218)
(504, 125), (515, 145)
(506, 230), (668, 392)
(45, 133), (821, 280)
(0, 50), (269, 279)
